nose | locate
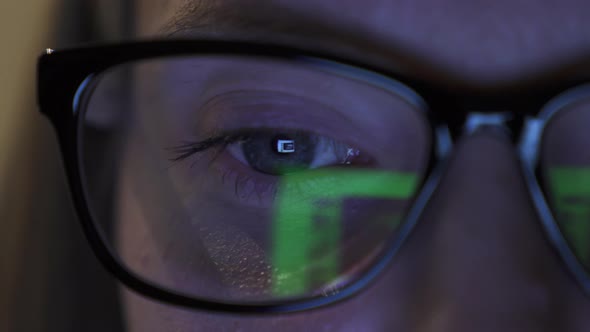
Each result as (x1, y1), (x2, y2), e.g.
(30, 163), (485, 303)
(401, 130), (577, 331)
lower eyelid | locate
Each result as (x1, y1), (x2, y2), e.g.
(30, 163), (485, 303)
(207, 149), (280, 208)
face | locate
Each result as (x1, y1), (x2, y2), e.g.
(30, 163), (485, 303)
(112, 0), (590, 330)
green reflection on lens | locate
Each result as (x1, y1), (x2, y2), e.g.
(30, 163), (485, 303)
(548, 167), (590, 266)
(272, 169), (419, 297)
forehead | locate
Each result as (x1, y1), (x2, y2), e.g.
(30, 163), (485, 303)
(138, 0), (590, 82)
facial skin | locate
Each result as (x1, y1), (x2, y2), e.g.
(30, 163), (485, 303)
(116, 0), (590, 331)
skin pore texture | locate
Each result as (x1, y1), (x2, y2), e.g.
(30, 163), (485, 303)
(118, 0), (590, 331)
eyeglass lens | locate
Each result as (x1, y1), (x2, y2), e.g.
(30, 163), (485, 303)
(79, 55), (431, 303)
(539, 93), (590, 271)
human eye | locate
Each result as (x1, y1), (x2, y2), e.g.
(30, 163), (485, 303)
(80, 55), (431, 303)
(227, 129), (369, 174)
(170, 128), (370, 176)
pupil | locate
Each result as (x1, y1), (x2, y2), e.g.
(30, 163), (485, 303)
(242, 132), (317, 175)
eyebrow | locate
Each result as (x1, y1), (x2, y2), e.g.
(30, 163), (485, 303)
(162, 1), (368, 45)
(160, 0), (451, 81)
(161, 0), (590, 91)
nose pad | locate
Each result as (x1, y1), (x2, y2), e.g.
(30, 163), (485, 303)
(403, 131), (567, 330)
(463, 112), (515, 139)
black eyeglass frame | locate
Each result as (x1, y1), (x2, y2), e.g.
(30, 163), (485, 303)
(37, 39), (590, 313)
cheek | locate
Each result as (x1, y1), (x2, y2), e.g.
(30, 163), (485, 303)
(115, 130), (227, 298)
(119, 269), (417, 332)
(114, 141), (420, 331)
(121, 287), (234, 332)
(116, 137), (170, 288)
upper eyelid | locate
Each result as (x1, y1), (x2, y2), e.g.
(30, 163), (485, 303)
(167, 135), (235, 162)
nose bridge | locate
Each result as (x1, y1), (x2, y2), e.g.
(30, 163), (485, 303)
(424, 132), (546, 279)
(435, 111), (524, 160)
(407, 130), (566, 330)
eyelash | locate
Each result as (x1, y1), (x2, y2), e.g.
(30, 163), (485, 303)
(167, 133), (245, 163)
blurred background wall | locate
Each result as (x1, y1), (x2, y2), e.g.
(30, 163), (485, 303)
(0, 2), (61, 331)
(0, 1), (58, 151)
(0, 1), (129, 331)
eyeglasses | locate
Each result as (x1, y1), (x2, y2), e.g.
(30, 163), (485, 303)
(37, 40), (590, 313)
